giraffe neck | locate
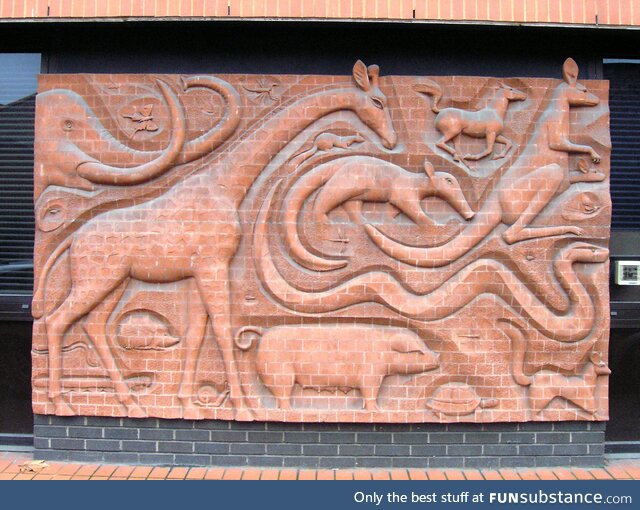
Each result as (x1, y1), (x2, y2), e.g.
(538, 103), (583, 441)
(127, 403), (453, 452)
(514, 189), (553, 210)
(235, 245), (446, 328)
(215, 86), (364, 208)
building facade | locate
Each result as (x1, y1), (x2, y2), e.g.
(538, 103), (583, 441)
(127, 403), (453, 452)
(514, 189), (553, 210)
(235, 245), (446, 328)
(1, 1), (639, 468)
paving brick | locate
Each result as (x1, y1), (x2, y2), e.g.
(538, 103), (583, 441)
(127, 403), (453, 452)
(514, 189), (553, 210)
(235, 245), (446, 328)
(240, 468), (262, 480)
(335, 470), (353, 480)
(499, 468), (521, 480)
(112, 465), (135, 478)
(148, 467), (171, 479)
(519, 469), (540, 480)
(482, 470), (503, 480)
(463, 470), (484, 480)
(204, 468), (225, 480)
(536, 469), (559, 480)
(279, 469), (298, 480)
(572, 468), (595, 480)
(298, 469), (316, 480)
(222, 468), (243, 480)
(407, 469), (428, 480)
(605, 466), (631, 479)
(129, 466), (153, 478)
(259, 469), (279, 480)
(371, 470), (390, 480)
(445, 469), (465, 480)
(87, 465), (114, 478)
(426, 469), (447, 480)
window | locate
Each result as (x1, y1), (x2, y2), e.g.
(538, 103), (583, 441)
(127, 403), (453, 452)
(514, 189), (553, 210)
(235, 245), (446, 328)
(0, 54), (40, 301)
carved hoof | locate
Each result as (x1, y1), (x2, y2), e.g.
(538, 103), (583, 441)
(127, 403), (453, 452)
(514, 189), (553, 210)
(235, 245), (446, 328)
(567, 227), (586, 237)
(53, 398), (75, 416)
(492, 152), (507, 160)
(127, 402), (147, 418)
(182, 405), (201, 420)
(363, 401), (380, 412)
(234, 408), (255, 421)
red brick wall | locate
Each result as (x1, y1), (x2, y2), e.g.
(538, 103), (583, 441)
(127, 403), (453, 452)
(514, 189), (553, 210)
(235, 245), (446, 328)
(32, 59), (611, 424)
(1, 0), (639, 27)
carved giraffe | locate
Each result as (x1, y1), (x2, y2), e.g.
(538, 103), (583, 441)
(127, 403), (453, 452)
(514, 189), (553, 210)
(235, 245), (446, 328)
(32, 61), (397, 420)
(364, 57), (607, 266)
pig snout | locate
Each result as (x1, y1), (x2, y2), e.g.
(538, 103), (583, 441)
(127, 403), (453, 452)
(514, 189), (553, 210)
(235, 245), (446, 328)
(389, 350), (439, 375)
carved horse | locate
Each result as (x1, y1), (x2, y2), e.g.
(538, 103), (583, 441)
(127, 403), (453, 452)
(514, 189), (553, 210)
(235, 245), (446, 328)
(32, 61), (397, 420)
(365, 57), (607, 266)
(414, 80), (526, 163)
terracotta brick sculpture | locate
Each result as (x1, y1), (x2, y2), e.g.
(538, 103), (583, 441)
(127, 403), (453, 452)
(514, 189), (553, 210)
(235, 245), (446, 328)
(32, 58), (611, 423)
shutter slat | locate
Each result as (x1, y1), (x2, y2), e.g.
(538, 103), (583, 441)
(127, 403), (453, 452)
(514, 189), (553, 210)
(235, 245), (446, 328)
(0, 93), (36, 293)
(604, 63), (640, 231)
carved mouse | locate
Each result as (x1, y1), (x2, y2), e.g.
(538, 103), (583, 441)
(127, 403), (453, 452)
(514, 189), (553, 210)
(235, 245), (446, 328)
(235, 325), (439, 411)
(290, 132), (365, 165)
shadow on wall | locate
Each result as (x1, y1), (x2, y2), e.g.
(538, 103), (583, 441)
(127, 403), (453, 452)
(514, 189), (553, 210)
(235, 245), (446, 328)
(607, 328), (640, 441)
(0, 321), (33, 435)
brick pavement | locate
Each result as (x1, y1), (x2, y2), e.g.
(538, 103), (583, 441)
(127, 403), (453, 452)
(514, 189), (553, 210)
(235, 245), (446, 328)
(1, 451), (639, 480)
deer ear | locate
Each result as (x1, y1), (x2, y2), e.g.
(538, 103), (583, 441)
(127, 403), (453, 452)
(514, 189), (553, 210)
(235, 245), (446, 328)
(562, 57), (579, 85)
(353, 60), (371, 91)
(423, 161), (435, 179)
(367, 64), (380, 88)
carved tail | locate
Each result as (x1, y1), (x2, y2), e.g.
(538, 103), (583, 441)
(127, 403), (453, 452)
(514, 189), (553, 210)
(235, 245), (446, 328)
(77, 79), (186, 185)
(76, 76), (241, 185)
(256, 187), (601, 342)
(234, 326), (264, 351)
(177, 76), (242, 164)
(288, 144), (318, 165)
(413, 80), (443, 114)
(32, 236), (74, 319)
(498, 318), (532, 386)
(282, 169), (349, 271)
(363, 205), (501, 268)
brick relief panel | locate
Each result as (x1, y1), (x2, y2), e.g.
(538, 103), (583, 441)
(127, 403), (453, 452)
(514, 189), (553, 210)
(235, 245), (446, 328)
(32, 59), (611, 423)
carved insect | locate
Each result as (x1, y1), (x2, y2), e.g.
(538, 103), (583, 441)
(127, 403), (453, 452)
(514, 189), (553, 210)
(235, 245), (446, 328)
(122, 103), (159, 136)
(34, 75), (242, 197)
(242, 78), (281, 104)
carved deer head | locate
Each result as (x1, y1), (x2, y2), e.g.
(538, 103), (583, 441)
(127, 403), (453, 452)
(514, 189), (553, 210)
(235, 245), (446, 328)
(561, 57), (600, 107)
(350, 60), (397, 149)
(499, 82), (527, 102)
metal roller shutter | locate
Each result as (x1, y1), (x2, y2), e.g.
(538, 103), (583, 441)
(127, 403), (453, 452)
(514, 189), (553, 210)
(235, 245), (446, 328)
(604, 62), (640, 231)
(0, 54), (40, 320)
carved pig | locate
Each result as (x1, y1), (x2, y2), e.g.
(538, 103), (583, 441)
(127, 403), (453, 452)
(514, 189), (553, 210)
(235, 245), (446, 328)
(235, 325), (439, 411)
